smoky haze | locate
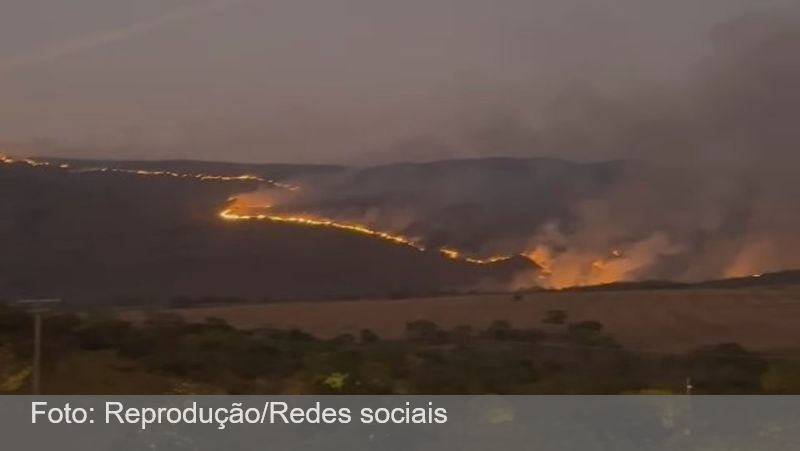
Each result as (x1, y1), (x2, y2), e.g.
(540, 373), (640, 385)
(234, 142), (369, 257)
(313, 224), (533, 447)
(0, 0), (777, 163)
(473, 2), (800, 285)
(2, 0), (799, 286)
(229, 2), (800, 285)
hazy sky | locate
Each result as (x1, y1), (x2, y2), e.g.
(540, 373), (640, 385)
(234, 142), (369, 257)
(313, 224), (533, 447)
(0, 0), (782, 163)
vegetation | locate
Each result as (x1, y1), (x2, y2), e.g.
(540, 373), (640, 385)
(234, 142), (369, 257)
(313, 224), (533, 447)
(0, 303), (793, 395)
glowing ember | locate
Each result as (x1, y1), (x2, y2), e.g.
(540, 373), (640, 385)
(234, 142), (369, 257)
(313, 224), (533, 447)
(76, 167), (302, 190)
(75, 166), (265, 182)
(440, 247), (461, 259)
(220, 207), (426, 250)
(1, 154), (63, 168)
(466, 255), (515, 265)
(520, 245), (651, 289)
(219, 205), (518, 266)
(438, 246), (515, 265)
(1, 153), (298, 189)
(11, 151), (772, 286)
(591, 260), (607, 270)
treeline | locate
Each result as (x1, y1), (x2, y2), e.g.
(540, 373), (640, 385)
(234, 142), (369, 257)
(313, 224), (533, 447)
(1, 304), (799, 394)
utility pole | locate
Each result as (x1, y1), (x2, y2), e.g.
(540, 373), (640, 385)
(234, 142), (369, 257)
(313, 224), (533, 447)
(15, 299), (61, 395)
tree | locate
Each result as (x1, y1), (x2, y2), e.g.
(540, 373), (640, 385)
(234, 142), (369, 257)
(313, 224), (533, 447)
(687, 343), (768, 393)
(359, 329), (380, 344)
(406, 320), (445, 344)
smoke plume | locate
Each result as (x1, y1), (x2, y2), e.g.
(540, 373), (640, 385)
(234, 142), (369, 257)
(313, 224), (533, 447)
(509, 4), (800, 286)
(230, 4), (800, 287)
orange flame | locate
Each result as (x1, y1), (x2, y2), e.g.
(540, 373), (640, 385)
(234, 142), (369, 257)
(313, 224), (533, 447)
(14, 152), (765, 286)
(1, 154), (65, 168)
(521, 246), (634, 289)
(219, 204), (517, 266)
(220, 207), (426, 250)
(1, 153), (298, 189)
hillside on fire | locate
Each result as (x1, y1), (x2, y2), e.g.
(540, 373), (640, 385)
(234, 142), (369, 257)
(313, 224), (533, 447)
(3, 156), (602, 302)
(6, 149), (799, 304)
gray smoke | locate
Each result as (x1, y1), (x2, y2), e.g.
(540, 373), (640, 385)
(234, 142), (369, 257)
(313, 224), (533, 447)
(220, 4), (800, 286)
(507, 4), (800, 285)
(280, 5), (800, 285)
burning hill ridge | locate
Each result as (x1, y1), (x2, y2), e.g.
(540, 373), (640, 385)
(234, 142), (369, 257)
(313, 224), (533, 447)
(0, 153), (540, 301)
(2, 152), (786, 291)
(1, 152), (296, 188)
(5, 152), (541, 272)
(219, 202), (519, 266)
(218, 196), (638, 288)
(3, 152), (626, 289)
(4, 5), (800, 296)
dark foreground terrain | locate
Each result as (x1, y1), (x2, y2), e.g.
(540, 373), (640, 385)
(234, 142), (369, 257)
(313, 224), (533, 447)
(2, 299), (798, 395)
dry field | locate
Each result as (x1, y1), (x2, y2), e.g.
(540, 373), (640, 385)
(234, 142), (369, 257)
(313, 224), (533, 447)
(131, 288), (800, 353)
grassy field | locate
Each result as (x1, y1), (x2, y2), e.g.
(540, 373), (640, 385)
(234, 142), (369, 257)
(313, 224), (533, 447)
(127, 287), (800, 354)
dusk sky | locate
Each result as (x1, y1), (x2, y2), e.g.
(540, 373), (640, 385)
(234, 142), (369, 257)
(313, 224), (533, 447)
(0, 0), (786, 163)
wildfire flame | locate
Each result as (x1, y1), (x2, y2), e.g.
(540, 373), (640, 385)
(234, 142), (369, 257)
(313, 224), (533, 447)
(466, 255), (515, 265)
(219, 204), (517, 266)
(1, 153), (298, 190)
(439, 247), (461, 259)
(1, 154), (68, 168)
(520, 246), (634, 289)
(220, 207), (426, 250)
(7, 152), (770, 287)
(438, 247), (514, 264)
